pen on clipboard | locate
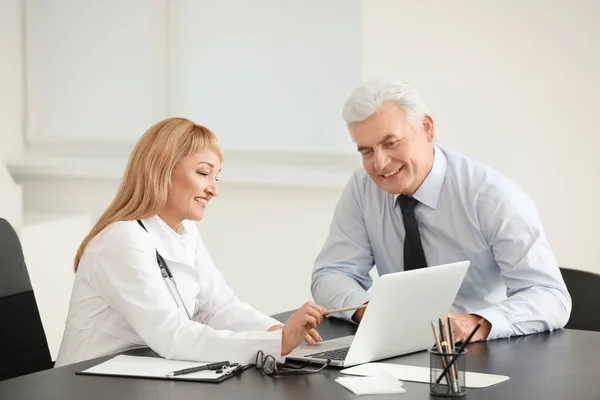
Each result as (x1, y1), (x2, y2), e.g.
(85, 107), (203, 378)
(166, 361), (231, 376)
(216, 363), (244, 375)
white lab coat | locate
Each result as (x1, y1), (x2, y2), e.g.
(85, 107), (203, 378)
(54, 216), (283, 367)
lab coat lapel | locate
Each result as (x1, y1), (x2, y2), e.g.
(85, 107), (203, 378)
(139, 217), (196, 270)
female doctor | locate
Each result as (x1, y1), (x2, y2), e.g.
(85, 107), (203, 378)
(54, 117), (325, 367)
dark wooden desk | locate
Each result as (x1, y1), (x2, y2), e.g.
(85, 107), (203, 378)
(1, 311), (598, 400)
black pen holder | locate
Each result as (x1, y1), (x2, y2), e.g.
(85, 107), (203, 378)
(428, 347), (467, 397)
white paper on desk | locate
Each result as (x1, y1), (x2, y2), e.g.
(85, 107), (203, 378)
(335, 373), (406, 395)
(81, 355), (242, 381)
(341, 363), (509, 389)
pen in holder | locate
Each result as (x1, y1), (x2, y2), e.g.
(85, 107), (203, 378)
(428, 347), (467, 397)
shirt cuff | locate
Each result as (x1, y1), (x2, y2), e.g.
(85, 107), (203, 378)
(263, 316), (284, 329)
(342, 290), (371, 322)
(472, 307), (510, 340)
(262, 329), (285, 364)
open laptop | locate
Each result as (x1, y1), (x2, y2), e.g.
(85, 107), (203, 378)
(286, 261), (470, 368)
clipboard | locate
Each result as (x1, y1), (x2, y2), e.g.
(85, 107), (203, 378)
(76, 355), (251, 383)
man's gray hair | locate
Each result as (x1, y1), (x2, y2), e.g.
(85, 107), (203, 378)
(342, 78), (430, 127)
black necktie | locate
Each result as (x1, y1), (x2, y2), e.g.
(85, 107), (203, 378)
(398, 195), (428, 271)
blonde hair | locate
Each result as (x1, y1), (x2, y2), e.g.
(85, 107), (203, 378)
(73, 117), (223, 271)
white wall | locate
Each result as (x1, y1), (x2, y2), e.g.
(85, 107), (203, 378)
(0, 0), (23, 158)
(24, 0), (361, 153)
(0, 0), (24, 230)
(168, 0), (361, 153)
(24, 0), (165, 145)
(362, 0), (600, 273)
(20, 213), (92, 360)
(0, 162), (22, 231)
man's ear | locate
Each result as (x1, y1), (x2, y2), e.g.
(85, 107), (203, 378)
(423, 115), (435, 143)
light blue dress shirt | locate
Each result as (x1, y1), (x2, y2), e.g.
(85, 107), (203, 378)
(311, 145), (571, 340)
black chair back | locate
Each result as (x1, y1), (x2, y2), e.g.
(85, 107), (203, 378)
(0, 218), (53, 380)
(561, 267), (600, 332)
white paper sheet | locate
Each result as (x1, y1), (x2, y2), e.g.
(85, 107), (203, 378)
(335, 373), (406, 395)
(341, 363), (509, 389)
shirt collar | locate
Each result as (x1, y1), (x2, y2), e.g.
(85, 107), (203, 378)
(141, 216), (195, 266)
(394, 144), (447, 210)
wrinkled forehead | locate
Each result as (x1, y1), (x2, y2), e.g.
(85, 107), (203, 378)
(350, 103), (411, 143)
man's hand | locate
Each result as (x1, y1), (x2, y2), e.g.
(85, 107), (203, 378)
(352, 306), (367, 323)
(448, 313), (491, 343)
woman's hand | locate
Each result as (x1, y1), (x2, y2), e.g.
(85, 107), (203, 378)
(280, 302), (326, 356)
(268, 324), (323, 345)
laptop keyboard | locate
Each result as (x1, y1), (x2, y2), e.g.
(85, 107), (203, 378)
(306, 346), (350, 361)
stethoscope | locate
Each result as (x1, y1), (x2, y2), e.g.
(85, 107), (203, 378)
(137, 220), (200, 320)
